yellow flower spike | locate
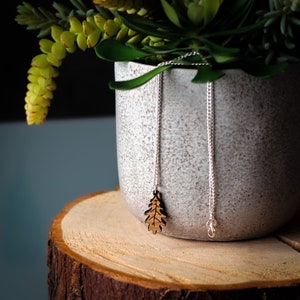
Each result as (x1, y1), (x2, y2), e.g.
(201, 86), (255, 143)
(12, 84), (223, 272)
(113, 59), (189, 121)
(39, 39), (54, 54)
(51, 25), (64, 43)
(60, 31), (76, 53)
(94, 14), (106, 30)
(87, 29), (101, 47)
(31, 54), (49, 68)
(51, 42), (67, 60)
(76, 33), (88, 51)
(25, 101), (48, 115)
(69, 16), (83, 33)
(25, 103), (48, 125)
(24, 95), (50, 124)
(46, 53), (62, 67)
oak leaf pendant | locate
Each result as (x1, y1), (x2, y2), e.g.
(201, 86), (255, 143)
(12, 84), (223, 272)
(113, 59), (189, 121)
(144, 190), (167, 234)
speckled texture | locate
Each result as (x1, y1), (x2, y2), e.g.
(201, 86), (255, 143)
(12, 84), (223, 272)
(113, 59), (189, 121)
(115, 62), (300, 241)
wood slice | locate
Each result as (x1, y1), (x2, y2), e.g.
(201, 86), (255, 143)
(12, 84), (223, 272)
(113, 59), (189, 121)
(276, 209), (300, 252)
(47, 190), (300, 300)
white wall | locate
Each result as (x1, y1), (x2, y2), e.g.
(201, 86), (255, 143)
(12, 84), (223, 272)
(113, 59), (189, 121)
(0, 117), (119, 299)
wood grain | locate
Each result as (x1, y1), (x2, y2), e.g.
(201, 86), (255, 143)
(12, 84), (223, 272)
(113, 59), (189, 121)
(47, 190), (300, 299)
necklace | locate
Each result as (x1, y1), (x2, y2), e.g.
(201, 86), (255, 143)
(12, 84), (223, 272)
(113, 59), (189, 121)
(144, 52), (218, 239)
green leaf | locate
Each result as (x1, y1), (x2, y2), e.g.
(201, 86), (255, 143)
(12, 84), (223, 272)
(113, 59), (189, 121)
(202, 0), (223, 25)
(187, 3), (204, 25)
(206, 18), (265, 39)
(192, 66), (224, 83)
(94, 39), (150, 62)
(200, 38), (240, 55)
(161, 0), (182, 28)
(213, 54), (238, 63)
(116, 11), (183, 40)
(109, 65), (172, 90)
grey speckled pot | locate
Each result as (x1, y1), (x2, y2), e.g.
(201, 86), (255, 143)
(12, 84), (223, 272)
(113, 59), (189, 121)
(115, 61), (300, 241)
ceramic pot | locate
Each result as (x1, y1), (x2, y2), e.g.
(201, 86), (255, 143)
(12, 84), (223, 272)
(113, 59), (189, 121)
(114, 61), (300, 241)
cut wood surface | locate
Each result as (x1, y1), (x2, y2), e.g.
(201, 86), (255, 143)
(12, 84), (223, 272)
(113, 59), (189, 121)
(277, 210), (300, 252)
(47, 190), (300, 300)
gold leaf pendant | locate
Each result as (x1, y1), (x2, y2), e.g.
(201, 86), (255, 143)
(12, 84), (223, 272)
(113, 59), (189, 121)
(144, 190), (167, 234)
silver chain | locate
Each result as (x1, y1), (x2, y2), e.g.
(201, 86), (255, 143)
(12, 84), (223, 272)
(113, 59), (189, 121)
(206, 81), (218, 238)
(152, 72), (163, 193)
(154, 52), (218, 238)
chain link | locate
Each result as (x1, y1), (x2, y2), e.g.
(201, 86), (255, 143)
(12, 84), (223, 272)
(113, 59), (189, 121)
(154, 52), (218, 238)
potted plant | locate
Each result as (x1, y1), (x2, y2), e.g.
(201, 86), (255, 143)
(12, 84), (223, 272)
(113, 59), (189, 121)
(15, 0), (300, 241)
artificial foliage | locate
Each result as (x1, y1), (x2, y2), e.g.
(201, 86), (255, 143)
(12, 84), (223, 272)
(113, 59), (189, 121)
(15, 0), (300, 125)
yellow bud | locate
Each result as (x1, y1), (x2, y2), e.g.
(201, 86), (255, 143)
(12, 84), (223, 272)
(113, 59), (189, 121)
(39, 39), (54, 54)
(37, 77), (53, 90)
(86, 15), (97, 28)
(25, 93), (44, 105)
(103, 19), (120, 38)
(151, 41), (165, 47)
(69, 16), (83, 33)
(137, 8), (147, 16)
(149, 36), (163, 42)
(87, 29), (101, 47)
(127, 34), (143, 44)
(51, 42), (67, 60)
(76, 33), (88, 51)
(82, 20), (94, 36)
(39, 66), (59, 79)
(141, 36), (151, 45)
(28, 65), (58, 79)
(40, 89), (54, 99)
(27, 82), (42, 95)
(46, 53), (62, 67)
(25, 101), (49, 125)
(128, 28), (137, 37)
(28, 66), (40, 76)
(126, 8), (136, 14)
(27, 74), (38, 83)
(94, 14), (106, 30)
(31, 54), (48, 68)
(60, 31), (76, 53)
(51, 25), (64, 43)
(116, 25), (129, 41)
(113, 17), (122, 26)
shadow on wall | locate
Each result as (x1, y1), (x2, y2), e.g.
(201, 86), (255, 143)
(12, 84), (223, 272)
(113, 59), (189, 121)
(0, 117), (119, 299)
